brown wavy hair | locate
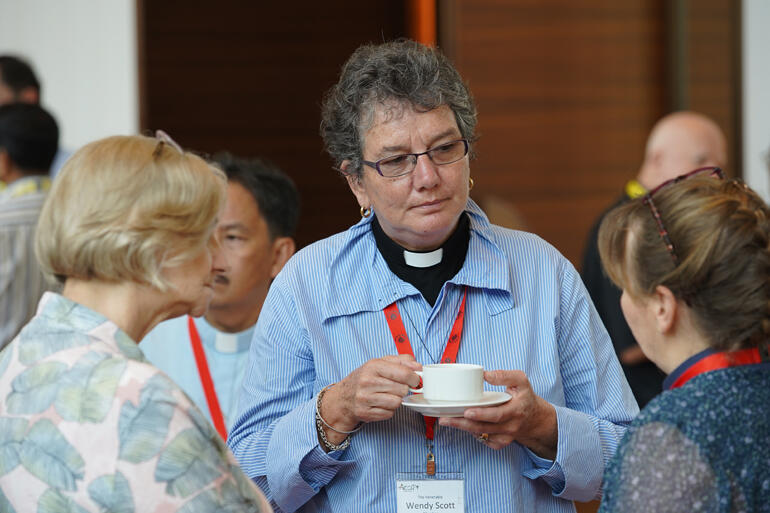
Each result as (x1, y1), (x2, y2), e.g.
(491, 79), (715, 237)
(598, 176), (770, 351)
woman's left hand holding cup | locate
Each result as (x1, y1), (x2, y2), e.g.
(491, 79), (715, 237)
(439, 369), (558, 459)
(318, 354), (422, 446)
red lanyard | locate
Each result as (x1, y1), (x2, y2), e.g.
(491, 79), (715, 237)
(383, 287), (468, 474)
(669, 346), (768, 390)
(187, 316), (228, 441)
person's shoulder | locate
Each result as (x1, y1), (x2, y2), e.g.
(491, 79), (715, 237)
(287, 227), (352, 264)
(631, 371), (756, 429)
(0, 192), (46, 223)
(279, 223), (367, 283)
(121, 356), (196, 411)
(109, 362), (272, 511)
(482, 223), (570, 270)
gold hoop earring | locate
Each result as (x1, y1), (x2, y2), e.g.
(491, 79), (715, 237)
(469, 177), (475, 191)
(360, 206), (372, 218)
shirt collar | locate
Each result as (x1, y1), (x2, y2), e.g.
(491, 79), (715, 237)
(35, 292), (145, 362)
(662, 347), (717, 390)
(0, 175), (51, 200)
(192, 316), (253, 354)
(323, 198), (514, 320)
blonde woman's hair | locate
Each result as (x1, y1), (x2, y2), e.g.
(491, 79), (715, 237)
(598, 176), (770, 351)
(35, 134), (226, 290)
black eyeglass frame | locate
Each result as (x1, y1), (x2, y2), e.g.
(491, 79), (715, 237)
(641, 166), (724, 265)
(362, 139), (470, 178)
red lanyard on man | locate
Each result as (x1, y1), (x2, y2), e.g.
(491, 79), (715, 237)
(669, 345), (769, 390)
(383, 287), (468, 475)
(187, 316), (228, 441)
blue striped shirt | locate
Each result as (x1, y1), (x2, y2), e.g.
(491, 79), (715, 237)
(228, 199), (638, 512)
(0, 176), (51, 349)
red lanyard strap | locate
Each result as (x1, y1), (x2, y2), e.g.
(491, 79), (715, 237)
(670, 346), (767, 390)
(188, 316), (228, 441)
(383, 287), (468, 440)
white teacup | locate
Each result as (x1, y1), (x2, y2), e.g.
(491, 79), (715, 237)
(410, 363), (484, 402)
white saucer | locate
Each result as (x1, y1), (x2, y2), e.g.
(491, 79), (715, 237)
(401, 391), (512, 417)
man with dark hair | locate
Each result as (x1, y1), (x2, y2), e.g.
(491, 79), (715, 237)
(0, 103), (58, 348)
(0, 56), (41, 105)
(141, 153), (300, 438)
(0, 55), (69, 176)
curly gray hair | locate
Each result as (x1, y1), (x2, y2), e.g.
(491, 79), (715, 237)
(320, 39), (477, 178)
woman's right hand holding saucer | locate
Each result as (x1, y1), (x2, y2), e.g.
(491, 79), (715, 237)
(317, 355), (422, 445)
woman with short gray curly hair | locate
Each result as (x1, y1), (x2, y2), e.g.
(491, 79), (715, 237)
(229, 39), (636, 512)
(598, 169), (770, 512)
(321, 39), (478, 178)
(0, 134), (271, 512)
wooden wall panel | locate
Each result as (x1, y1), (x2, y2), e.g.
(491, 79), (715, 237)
(442, 0), (668, 266)
(140, 0), (739, 269)
(684, 0), (741, 174)
(139, 1), (406, 249)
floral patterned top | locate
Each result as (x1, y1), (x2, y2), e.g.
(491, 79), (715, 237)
(599, 356), (770, 513)
(0, 292), (271, 512)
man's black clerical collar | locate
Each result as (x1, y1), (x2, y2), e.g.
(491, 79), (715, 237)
(372, 213), (470, 306)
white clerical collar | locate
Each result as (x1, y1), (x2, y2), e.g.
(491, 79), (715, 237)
(214, 331), (239, 353)
(403, 248), (443, 268)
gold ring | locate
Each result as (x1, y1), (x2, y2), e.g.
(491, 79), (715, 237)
(476, 433), (489, 443)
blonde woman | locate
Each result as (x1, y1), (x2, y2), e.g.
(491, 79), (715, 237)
(597, 168), (770, 512)
(0, 134), (271, 512)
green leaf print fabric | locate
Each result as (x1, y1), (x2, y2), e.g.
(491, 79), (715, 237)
(179, 479), (255, 513)
(0, 346), (12, 379)
(17, 323), (90, 366)
(56, 351), (126, 423)
(37, 489), (89, 513)
(6, 361), (67, 414)
(155, 428), (225, 497)
(0, 488), (16, 513)
(0, 417), (27, 476)
(114, 330), (144, 361)
(87, 471), (135, 513)
(0, 293), (271, 511)
(118, 374), (174, 463)
(19, 419), (85, 491)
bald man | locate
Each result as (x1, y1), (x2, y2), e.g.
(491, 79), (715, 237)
(581, 111), (727, 408)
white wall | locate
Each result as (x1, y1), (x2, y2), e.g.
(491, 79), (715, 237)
(0, 0), (138, 152)
(743, 0), (770, 203)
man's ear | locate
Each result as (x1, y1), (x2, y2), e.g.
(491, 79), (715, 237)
(269, 237), (296, 279)
(0, 149), (11, 183)
(652, 285), (678, 334)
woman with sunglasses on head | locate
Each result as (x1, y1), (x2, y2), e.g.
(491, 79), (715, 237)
(0, 134), (271, 511)
(597, 168), (770, 512)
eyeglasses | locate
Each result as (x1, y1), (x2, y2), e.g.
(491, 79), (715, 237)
(362, 139), (469, 178)
(642, 166), (724, 264)
(152, 129), (183, 157)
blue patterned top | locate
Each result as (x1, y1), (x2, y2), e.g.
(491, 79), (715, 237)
(228, 199), (638, 512)
(600, 350), (770, 513)
(0, 292), (271, 512)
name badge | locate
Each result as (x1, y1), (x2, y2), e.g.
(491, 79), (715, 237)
(396, 474), (464, 513)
